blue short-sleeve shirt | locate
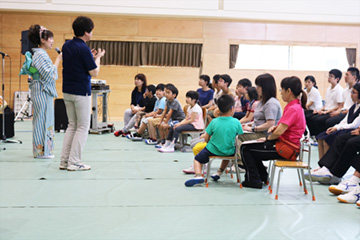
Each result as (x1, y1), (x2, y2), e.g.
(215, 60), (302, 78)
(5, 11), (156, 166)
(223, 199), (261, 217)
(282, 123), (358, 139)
(62, 38), (97, 96)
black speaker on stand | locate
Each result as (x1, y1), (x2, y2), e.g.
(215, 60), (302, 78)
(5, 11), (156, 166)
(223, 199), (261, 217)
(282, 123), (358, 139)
(21, 30), (37, 54)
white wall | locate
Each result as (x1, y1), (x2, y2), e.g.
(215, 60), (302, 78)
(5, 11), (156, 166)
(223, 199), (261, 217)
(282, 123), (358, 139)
(0, 0), (359, 24)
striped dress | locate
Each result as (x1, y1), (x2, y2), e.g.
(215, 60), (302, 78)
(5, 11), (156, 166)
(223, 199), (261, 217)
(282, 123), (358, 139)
(30, 48), (58, 158)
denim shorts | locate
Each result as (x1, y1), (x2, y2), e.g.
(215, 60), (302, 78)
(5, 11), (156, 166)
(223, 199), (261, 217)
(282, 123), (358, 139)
(168, 120), (179, 127)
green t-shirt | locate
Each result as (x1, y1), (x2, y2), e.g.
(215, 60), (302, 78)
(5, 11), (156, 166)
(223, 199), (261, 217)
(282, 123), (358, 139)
(205, 116), (243, 156)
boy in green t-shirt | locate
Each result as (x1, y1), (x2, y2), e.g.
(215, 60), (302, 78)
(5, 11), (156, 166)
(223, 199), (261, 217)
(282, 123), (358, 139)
(185, 94), (243, 187)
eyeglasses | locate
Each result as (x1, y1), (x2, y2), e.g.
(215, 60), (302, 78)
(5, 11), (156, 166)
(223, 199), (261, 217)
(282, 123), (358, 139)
(328, 75), (335, 79)
(351, 91), (358, 95)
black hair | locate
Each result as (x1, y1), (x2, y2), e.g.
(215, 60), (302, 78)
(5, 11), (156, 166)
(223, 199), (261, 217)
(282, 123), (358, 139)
(156, 83), (165, 91)
(147, 85), (156, 95)
(165, 83), (178, 98)
(28, 24), (54, 46)
(199, 74), (211, 86)
(246, 86), (258, 102)
(353, 83), (360, 100)
(304, 75), (318, 89)
(212, 74), (220, 84)
(72, 16), (94, 37)
(255, 73), (277, 104)
(217, 94), (235, 114)
(280, 76), (307, 109)
(347, 67), (360, 81)
(220, 74), (232, 87)
(134, 73), (147, 92)
(329, 69), (342, 83)
(237, 78), (252, 88)
(186, 90), (201, 106)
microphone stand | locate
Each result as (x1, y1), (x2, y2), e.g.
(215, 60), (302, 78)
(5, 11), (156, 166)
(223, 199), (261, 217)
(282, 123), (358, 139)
(1, 53), (22, 151)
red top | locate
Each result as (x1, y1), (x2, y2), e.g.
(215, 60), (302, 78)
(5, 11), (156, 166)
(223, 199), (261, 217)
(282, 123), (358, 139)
(277, 99), (306, 146)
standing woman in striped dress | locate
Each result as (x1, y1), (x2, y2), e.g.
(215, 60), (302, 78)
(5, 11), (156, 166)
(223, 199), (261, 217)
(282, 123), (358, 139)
(28, 25), (62, 159)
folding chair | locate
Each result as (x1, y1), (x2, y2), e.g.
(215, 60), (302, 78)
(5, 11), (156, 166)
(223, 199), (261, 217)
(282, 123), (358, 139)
(204, 136), (242, 188)
(269, 139), (315, 201)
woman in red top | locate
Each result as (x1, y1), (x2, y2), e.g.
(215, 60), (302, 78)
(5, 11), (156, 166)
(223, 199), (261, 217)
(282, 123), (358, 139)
(240, 76), (307, 189)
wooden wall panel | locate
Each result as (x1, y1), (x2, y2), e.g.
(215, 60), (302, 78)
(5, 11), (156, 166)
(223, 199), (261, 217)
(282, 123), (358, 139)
(0, 11), (359, 121)
(91, 17), (139, 37)
(265, 23), (327, 43)
(138, 19), (203, 39)
(203, 22), (266, 40)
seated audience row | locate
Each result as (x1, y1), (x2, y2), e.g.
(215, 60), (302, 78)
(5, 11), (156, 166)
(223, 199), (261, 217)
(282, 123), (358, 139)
(115, 70), (359, 206)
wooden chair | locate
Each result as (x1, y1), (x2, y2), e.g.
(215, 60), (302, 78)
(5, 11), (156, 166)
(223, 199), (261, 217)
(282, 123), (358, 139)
(204, 136), (242, 188)
(268, 139), (315, 201)
(178, 105), (207, 151)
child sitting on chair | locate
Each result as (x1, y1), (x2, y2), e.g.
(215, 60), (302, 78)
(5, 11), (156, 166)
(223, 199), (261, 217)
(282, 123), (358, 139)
(185, 94), (243, 187)
(155, 84), (185, 148)
(158, 91), (205, 153)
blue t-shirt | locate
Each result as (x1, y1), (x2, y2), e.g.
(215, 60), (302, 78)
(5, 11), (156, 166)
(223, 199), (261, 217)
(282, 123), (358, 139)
(62, 38), (97, 96)
(197, 88), (214, 106)
(240, 96), (250, 113)
(154, 96), (166, 112)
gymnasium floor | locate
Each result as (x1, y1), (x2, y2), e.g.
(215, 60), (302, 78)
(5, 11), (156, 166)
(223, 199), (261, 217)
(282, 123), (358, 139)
(0, 121), (359, 240)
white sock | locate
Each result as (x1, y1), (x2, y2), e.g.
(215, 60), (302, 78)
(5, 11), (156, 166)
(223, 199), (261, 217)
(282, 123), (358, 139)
(348, 175), (360, 185)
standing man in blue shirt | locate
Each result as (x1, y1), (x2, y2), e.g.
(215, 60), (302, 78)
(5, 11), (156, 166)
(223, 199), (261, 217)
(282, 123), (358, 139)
(59, 16), (105, 171)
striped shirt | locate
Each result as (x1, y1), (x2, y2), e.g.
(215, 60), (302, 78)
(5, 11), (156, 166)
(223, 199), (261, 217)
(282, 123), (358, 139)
(31, 48), (58, 98)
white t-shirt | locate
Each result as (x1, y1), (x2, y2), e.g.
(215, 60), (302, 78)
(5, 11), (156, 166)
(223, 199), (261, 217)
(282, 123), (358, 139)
(334, 103), (360, 130)
(213, 89), (223, 106)
(187, 103), (204, 130)
(324, 84), (344, 110)
(306, 87), (323, 111)
(343, 87), (354, 110)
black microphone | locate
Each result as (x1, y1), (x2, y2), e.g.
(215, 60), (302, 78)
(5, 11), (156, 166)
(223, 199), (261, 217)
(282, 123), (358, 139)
(0, 51), (8, 57)
(55, 47), (61, 54)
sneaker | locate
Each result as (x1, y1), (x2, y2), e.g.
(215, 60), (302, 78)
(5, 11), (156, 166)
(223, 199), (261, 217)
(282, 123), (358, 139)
(155, 143), (164, 148)
(211, 171), (223, 181)
(121, 131), (130, 137)
(183, 165), (195, 174)
(241, 180), (263, 189)
(226, 164), (246, 174)
(329, 180), (358, 195)
(145, 139), (158, 145)
(184, 177), (205, 187)
(59, 162), (68, 170)
(131, 133), (143, 141)
(318, 176), (342, 185)
(158, 146), (175, 153)
(35, 154), (55, 159)
(126, 133), (133, 139)
(304, 167), (332, 182)
(310, 137), (318, 146)
(357, 199), (360, 207)
(182, 165), (207, 174)
(337, 186), (360, 204)
(158, 142), (175, 153)
(114, 130), (121, 137)
(67, 163), (91, 171)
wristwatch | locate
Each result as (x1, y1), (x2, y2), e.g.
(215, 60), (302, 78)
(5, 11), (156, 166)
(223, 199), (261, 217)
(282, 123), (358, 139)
(251, 125), (255, 132)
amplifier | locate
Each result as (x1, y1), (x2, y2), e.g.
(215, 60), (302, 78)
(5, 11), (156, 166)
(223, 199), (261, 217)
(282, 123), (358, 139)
(91, 84), (110, 90)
